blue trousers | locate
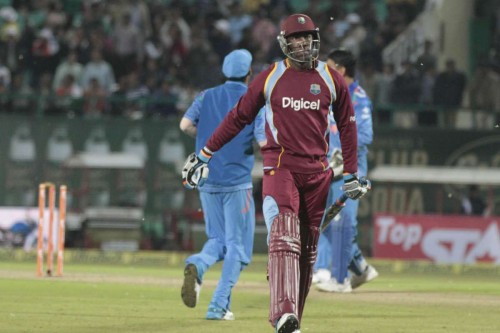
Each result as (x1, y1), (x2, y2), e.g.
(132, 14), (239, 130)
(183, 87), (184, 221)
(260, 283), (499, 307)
(314, 179), (365, 282)
(185, 189), (255, 310)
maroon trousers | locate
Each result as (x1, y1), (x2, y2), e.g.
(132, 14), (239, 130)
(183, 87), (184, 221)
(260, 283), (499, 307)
(263, 168), (332, 326)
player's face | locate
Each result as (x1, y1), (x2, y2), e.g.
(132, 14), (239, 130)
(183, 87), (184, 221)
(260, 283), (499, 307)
(287, 32), (313, 61)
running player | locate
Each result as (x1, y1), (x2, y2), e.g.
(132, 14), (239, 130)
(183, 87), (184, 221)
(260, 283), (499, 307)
(180, 49), (266, 320)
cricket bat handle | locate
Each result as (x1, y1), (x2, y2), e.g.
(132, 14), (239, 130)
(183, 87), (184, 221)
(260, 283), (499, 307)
(320, 179), (371, 233)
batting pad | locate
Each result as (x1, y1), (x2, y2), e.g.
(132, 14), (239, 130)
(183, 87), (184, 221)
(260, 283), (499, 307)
(298, 224), (320, 320)
(268, 212), (301, 325)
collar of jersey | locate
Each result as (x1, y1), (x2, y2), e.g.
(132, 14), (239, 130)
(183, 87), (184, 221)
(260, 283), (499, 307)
(224, 81), (247, 88)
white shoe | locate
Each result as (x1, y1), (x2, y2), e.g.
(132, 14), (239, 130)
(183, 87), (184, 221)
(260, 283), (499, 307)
(206, 307), (235, 320)
(221, 310), (235, 321)
(350, 265), (379, 289)
(275, 313), (300, 333)
(312, 268), (331, 285)
(181, 264), (201, 308)
(316, 277), (352, 293)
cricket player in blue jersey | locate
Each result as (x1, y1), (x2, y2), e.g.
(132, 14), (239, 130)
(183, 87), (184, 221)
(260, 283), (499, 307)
(179, 49), (266, 320)
(313, 49), (378, 293)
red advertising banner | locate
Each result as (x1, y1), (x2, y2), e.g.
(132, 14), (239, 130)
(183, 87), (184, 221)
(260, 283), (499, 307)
(373, 215), (500, 264)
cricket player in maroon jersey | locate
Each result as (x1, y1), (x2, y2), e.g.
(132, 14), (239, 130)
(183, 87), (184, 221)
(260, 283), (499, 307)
(182, 14), (369, 333)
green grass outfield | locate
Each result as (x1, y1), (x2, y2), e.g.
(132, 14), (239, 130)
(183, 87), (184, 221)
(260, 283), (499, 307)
(1, 249), (499, 333)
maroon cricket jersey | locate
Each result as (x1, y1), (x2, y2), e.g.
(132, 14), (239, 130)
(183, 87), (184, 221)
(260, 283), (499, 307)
(205, 59), (358, 174)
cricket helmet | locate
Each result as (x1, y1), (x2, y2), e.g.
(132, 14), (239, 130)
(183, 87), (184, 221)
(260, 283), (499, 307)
(277, 14), (320, 63)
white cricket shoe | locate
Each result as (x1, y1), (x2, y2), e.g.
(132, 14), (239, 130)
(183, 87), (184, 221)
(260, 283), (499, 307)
(350, 265), (379, 289)
(181, 263), (201, 308)
(275, 313), (300, 333)
(206, 307), (235, 320)
(221, 310), (235, 321)
(316, 277), (352, 293)
(312, 268), (331, 285)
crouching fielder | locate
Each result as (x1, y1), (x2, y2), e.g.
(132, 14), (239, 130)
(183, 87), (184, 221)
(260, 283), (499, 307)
(183, 14), (368, 333)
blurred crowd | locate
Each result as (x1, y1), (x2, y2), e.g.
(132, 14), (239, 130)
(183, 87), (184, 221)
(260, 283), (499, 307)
(0, 0), (498, 121)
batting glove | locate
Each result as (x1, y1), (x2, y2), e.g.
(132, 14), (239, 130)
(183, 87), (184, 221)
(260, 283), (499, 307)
(182, 147), (212, 189)
(342, 173), (370, 200)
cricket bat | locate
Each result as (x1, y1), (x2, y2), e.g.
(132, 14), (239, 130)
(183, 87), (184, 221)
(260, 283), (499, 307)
(321, 179), (371, 232)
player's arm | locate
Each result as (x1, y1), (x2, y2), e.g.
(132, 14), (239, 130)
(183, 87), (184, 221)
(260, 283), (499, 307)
(330, 68), (369, 200)
(330, 69), (357, 174)
(355, 99), (373, 147)
(180, 91), (204, 138)
(254, 107), (267, 147)
(182, 66), (272, 189)
(180, 118), (197, 137)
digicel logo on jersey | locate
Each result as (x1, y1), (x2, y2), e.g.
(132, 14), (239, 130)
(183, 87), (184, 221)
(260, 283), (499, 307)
(282, 97), (320, 111)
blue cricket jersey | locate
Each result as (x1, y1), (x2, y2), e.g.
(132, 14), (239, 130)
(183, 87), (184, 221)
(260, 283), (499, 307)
(184, 81), (266, 192)
(329, 81), (373, 176)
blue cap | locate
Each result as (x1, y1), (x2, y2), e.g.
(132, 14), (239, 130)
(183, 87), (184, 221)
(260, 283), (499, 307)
(222, 49), (252, 78)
